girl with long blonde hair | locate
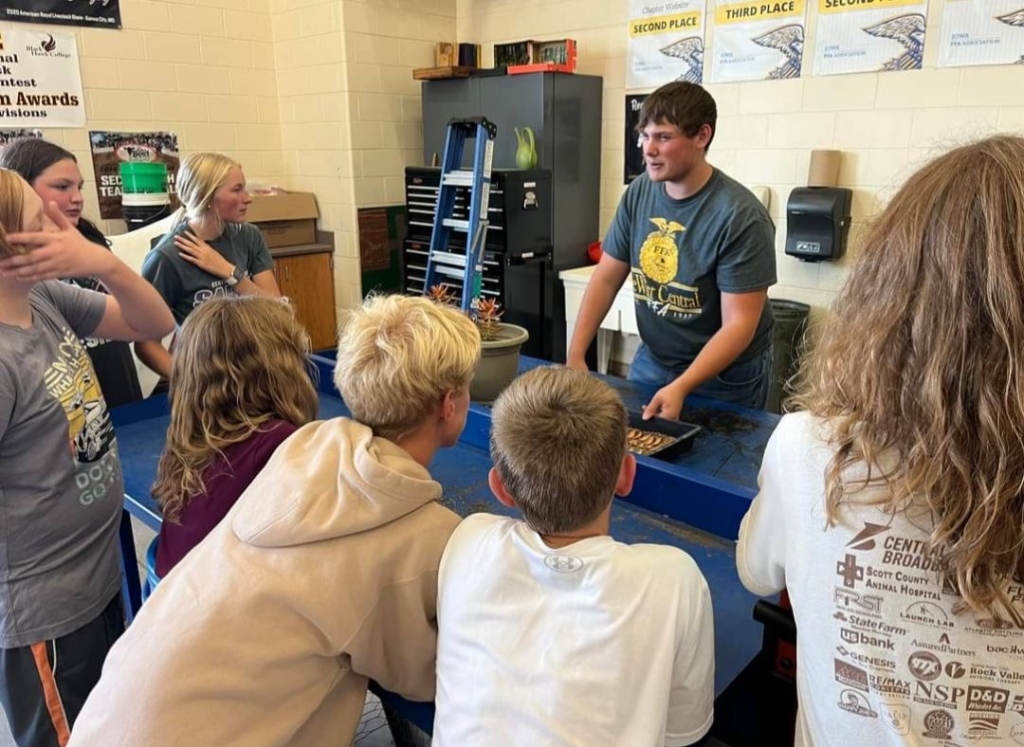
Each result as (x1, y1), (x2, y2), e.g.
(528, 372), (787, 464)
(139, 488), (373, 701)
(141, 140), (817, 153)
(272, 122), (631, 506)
(738, 135), (1024, 746)
(152, 295), (318, 576)
(135, 152), (281, 385)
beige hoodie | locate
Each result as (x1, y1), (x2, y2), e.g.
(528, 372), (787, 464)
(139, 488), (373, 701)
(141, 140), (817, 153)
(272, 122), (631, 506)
(69, 418), (461, 747)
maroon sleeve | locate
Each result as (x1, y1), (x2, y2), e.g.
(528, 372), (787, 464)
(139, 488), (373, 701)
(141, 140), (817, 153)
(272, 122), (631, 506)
(154, 420), (299, 577)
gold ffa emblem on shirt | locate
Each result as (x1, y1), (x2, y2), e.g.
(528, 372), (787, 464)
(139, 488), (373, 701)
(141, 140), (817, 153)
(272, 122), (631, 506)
(639, 218), (684, 284)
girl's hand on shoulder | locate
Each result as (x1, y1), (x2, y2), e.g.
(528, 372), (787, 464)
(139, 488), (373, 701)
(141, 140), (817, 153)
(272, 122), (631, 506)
(175, 231), (234, 280)
(0, 202), (115, 283)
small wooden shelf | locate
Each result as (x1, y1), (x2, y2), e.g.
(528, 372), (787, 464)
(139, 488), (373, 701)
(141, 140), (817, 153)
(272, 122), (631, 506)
(412, 65), (474, 80)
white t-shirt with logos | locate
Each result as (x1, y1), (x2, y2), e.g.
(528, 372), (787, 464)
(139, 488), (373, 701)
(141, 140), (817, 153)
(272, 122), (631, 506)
(738, 411), (1024, 747)
(432, 513), (715, 747)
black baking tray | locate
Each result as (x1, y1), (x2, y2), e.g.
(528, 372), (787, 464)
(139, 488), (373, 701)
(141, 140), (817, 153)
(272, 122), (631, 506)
(626, 410), (701, 461)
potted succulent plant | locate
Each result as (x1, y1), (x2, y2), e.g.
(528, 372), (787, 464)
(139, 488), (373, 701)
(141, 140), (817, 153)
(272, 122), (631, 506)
(428, 284), (530, 402)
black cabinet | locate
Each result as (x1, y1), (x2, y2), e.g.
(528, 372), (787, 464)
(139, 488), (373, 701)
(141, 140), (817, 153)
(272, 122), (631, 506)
(419, 73), (602, 362)
(403, 168), (554, 360)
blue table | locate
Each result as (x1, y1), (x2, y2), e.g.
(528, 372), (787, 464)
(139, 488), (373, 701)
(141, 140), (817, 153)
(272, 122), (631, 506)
(111, 355), (780, 733)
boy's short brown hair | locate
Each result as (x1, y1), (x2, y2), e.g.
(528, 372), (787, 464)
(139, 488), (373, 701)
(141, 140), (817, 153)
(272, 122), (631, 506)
(490, 366), (628, 534)
(636, 81), (717, 151)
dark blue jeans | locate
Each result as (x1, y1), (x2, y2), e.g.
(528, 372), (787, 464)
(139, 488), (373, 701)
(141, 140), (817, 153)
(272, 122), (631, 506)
(628, 343), (773, 410)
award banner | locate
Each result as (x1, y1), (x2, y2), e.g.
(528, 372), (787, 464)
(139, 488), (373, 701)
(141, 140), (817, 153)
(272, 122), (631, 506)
(813, 0), (928, 76)
(627, 0), (708, 87)
(937, 0), (1024, 68)
(709, 0), (807, 83)
(1, 0), (120, 30)
(625, 94), (648, 184)
(0, 27), (85, 128)
(89, 131), (180, 219)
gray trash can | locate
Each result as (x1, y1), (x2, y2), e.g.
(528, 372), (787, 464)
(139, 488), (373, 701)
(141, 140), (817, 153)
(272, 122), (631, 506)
(767, 299), (810, 414)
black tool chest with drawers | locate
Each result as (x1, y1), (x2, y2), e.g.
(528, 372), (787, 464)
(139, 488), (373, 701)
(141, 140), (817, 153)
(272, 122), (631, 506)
(403, 167), (554, 359)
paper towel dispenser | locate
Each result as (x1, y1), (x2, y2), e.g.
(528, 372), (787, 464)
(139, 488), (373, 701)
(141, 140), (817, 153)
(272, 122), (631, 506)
(785, 187), (852, 262)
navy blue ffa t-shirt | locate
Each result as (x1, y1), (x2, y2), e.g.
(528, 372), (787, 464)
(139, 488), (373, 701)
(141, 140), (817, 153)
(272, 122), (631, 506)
(142, 221), (275, 326)
(603, 170), (777, 371)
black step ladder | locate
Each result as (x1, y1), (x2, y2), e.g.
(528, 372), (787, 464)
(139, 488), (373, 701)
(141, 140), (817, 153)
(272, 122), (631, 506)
(423, 117), (497, 312)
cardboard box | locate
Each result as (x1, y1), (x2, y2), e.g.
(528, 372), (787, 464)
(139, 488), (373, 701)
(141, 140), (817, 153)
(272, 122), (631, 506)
(246, 192), (319, 248)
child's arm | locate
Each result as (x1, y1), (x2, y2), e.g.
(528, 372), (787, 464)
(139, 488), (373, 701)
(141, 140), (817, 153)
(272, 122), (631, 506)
(134, 339), (173, 381)
(2, 206), (174, 342)
(735, 423), (789, 596)
(345, 515), (461, 702)
(666, 572), (715, 747)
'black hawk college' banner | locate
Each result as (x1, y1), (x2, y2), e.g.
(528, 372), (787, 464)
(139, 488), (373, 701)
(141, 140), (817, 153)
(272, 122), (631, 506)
(624, 94), (648, 185)
(1, 0), (121, 30)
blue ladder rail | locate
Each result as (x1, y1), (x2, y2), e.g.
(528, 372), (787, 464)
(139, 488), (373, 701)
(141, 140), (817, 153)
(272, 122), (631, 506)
(423, 117), (497, 312)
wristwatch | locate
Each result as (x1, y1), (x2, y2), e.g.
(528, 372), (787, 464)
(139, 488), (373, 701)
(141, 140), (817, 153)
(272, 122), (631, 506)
(225, 265), (249, 287)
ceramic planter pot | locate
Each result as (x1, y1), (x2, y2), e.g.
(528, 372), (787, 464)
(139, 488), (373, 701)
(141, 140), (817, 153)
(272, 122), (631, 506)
(471, 323), (530, 402)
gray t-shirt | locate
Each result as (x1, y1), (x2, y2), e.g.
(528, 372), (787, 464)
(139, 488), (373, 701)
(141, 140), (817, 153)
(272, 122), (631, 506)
(142, 221), (275, 325)
(604, 170), (777, 370)
(0, 281), (123, 648)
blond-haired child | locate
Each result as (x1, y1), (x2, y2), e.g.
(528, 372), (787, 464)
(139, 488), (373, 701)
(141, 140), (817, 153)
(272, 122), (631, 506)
(0, 168), (173, 745)
(433, 366), (715, 746)
(69, 294), (481, 747)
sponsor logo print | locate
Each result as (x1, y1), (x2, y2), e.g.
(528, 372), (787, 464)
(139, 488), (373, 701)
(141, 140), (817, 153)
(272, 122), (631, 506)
(913, 681), (966, 710)
(834, 659), (869, 692)
(835, 612), (906, 636)
(881, 703), (910, 735)
(847, 522), (890, 551)
(837, 554), (864, 588)
(945, 661), (966, 679)
(1009, 694), (1024, 717)
(986, 643), (1024, 657)
(970, 664), (1024, 684)
(911, 636), (977, 658)
(835, 646), (897, 671)
(967, 686), (1010, 714)
(841, 628), (895, 651)
(908, 651), (942, 681)
(922, 709), (955, 739)
(543, 555), (583, 573)
(901, 601), (954, 629)
(835, 587), (883, 615)
(837, 689), (878, 718)
(966, 714), (1000, 739)
(1011, 722), (1024, 745)
(869, 674), (911, 696)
